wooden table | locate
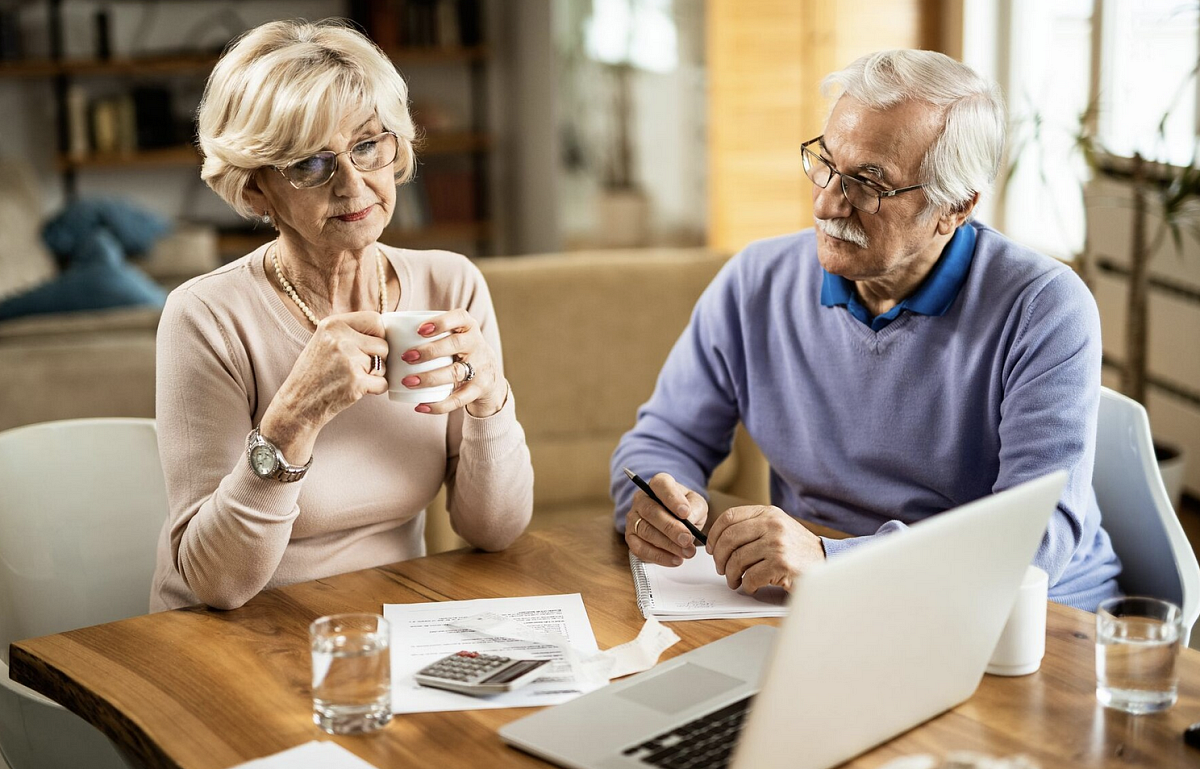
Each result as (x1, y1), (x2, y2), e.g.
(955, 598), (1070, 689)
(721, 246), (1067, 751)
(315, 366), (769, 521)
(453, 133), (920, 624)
(10, 515), (1200, 768)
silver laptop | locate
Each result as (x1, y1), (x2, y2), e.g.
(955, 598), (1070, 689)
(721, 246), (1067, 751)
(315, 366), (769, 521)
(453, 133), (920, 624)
(500, 471), (1067, 769)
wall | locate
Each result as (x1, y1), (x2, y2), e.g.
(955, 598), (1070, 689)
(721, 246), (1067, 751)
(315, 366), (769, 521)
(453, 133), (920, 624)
(706, 0), (928, 254)
(1088, 174), (1200, 496)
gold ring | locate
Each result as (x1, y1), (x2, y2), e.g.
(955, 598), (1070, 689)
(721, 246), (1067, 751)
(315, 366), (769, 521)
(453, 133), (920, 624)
(633, 518), (642, 537)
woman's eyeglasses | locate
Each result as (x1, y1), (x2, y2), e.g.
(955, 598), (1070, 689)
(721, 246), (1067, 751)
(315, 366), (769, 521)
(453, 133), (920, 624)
(274, 131), (400, 189)
(801, 136), (925, 214)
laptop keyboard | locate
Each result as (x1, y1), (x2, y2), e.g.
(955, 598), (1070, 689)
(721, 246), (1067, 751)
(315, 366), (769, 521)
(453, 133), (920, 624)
(621, 696), (753, 769)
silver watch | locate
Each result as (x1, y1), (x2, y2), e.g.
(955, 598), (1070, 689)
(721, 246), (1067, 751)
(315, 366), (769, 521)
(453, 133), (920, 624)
(247, 426), (311, 483)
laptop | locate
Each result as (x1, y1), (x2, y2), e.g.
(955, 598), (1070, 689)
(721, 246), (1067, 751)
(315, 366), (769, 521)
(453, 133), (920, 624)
(500, 471), (1068, 769)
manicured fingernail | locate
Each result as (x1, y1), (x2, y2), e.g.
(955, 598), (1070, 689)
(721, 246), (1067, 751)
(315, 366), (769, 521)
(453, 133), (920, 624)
(402, 375), (420, 386)
(415, 404), (432, 413)
(677, 532), (691, 546)
(418, 323), (435, 335)
(402, 350), (420, 362)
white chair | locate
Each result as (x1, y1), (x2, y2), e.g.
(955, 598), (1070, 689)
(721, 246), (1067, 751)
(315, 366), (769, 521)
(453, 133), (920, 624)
(0, 419), (166, 769)
(1093, 387), (1200, 645)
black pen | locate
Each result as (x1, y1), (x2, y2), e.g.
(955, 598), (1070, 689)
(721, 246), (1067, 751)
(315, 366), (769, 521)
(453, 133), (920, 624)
(622, 467), (707, 546)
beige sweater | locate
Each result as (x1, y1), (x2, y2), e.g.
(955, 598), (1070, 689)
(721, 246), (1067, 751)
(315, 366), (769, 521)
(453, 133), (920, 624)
(150, 244), (533, 611)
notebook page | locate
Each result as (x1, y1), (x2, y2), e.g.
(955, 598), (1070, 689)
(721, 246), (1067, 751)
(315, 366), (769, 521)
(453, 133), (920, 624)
(634, 549), (788, 619)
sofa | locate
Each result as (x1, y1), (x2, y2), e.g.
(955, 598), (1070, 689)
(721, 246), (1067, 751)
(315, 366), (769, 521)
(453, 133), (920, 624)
(0, 248), (771, 552)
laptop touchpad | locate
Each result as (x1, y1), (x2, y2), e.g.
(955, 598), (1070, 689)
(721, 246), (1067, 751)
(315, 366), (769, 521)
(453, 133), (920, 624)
(617, 663), (745, 714)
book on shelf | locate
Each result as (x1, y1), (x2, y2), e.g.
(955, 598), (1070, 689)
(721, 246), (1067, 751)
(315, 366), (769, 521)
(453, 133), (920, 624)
(351, 0), (482, 49)
(422, 169), (476, 223)
(64, 86), (180, 161)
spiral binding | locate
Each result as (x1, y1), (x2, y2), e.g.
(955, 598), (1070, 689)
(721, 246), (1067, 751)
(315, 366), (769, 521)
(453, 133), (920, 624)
(628, 552), (656, 618)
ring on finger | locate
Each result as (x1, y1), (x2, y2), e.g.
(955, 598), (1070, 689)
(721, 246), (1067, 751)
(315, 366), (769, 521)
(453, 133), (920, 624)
(459, 359), (476, 383)
(633, 517), (642, 537)
(371, 354), (383, 374)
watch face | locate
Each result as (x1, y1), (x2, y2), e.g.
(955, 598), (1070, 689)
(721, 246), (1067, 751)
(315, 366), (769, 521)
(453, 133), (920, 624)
(250, 444), (277, 477)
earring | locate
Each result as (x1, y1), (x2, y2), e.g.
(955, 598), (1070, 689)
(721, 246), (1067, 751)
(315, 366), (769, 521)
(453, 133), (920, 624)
(260, 212), (272, 226)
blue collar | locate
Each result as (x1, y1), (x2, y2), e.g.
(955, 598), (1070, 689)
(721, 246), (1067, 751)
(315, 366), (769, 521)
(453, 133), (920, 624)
(819, 223), (977, 331)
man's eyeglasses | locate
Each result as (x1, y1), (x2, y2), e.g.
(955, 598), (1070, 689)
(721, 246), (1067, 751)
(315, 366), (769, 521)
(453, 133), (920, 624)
(274, 131), (400, 189)
(801, 136), (925, 214)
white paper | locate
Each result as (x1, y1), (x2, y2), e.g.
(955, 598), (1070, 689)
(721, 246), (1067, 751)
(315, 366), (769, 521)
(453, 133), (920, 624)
(230, 741), (379, 769)
(634, 550), (788, 620)
(451, 611), (679, 684)
(384, 593), (602, 713)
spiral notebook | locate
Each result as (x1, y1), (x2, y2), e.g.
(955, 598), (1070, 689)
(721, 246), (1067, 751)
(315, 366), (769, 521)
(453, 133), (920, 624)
(628, 550), (789, 620)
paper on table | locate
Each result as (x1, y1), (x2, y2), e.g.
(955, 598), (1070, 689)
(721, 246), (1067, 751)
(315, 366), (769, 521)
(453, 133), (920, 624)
(630, 549), (788, 620)
(230, 741), (379, 769)
(384, 593), (603, 713)
(451, 611), (679, 683)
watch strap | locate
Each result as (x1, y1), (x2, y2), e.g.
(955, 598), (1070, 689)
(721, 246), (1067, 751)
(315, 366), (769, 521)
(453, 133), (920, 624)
(247, 426), (311, 483)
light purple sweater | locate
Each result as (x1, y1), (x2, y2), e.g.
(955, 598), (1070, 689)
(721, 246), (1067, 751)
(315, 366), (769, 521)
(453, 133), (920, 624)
(611, 223), (1121, 611)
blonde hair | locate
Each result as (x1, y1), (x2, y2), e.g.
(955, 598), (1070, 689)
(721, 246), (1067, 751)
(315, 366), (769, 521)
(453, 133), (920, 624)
(197, 18), (417, 220)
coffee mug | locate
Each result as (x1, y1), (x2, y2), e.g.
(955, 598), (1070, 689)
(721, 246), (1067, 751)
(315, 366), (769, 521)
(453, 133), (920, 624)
(382, 311), (453, 404)
(986, 565), (1048, 676)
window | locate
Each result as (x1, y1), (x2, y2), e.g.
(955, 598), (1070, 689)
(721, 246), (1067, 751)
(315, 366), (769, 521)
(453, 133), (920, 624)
(978, 0), (1200, 258)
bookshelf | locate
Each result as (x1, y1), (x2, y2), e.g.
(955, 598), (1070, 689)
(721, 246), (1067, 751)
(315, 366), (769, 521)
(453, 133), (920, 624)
(0, 0), (496, 257)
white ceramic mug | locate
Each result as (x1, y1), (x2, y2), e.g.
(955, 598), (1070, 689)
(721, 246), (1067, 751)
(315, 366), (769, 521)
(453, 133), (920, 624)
(986, 565), (1049, 676)
(382, 311), (453, 404)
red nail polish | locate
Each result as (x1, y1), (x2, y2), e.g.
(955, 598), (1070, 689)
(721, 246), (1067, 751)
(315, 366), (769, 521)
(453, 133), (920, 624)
(418, 323), (435, 335)
(402, 375), (420, 386)
(402, 350), (420, 362)
(414, 404), (432, 413)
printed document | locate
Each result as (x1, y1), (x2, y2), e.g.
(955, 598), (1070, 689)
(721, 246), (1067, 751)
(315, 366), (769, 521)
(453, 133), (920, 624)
(384, 593), (602, 713)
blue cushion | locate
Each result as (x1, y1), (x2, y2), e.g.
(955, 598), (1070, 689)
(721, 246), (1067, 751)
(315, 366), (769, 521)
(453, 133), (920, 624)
(0, 230), (166, 321)
(42, 198), (171, 263)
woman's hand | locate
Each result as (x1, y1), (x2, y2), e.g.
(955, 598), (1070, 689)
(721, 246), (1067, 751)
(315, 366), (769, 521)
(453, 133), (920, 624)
(260, 311), (389, 461)
(624, 473), (709, 566)
(397, 309), (509, 417)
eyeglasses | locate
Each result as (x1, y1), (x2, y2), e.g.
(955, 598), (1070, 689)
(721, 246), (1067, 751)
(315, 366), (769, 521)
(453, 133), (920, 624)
(801, 136), (925, 214)
(274, 131), (400, 189)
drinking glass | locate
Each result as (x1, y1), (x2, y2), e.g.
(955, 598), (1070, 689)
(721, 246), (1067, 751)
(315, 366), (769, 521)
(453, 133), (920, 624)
(1095, 596), (1183, 714)
(310, 613), (392, 734)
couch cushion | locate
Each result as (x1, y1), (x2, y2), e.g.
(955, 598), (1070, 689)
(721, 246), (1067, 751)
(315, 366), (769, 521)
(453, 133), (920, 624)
(0, 158), (57, 303)
(478, 248), (732, 509)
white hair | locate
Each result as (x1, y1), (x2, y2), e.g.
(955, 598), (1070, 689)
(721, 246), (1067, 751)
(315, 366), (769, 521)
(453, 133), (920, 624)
(821, 49), (1006, 217)
(197, 18), (417, 220)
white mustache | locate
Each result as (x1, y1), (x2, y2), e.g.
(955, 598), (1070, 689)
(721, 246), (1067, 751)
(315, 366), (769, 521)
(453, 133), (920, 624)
(815, 217), (870, 248)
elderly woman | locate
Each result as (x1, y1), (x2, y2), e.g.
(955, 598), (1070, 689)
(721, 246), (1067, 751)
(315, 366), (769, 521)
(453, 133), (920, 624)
(150, 19), (533, 611)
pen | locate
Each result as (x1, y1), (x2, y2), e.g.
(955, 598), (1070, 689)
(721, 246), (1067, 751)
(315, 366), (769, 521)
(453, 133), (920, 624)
(622, 467), (708, 546)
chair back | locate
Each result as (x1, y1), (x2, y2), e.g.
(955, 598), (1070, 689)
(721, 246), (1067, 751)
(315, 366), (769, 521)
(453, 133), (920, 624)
(1094, 388), (1200, 644)
(0, 418), (165, 769)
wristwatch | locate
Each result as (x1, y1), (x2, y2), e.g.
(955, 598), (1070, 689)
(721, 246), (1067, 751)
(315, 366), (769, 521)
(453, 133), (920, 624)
(246, 426), (311, 483)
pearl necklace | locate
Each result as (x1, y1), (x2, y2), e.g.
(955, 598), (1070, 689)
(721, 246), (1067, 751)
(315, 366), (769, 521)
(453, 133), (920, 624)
(271, 243), (389, 326)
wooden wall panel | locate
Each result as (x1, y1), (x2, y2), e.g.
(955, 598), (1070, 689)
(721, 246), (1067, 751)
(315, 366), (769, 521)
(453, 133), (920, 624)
(707, 0), (926, 254)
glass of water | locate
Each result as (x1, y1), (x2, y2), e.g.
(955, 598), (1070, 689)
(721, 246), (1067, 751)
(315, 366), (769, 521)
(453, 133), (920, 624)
(1095, 596), (1183, 714)
(310, 613), (392, 734)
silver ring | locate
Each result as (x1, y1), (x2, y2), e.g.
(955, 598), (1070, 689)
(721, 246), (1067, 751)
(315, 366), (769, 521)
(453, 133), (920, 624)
(461, 360), (476, 383)
(371, 354), (383, 374)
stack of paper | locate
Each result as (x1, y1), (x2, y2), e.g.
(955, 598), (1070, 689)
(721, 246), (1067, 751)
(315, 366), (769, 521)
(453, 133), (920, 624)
(629, 550), (789, 620)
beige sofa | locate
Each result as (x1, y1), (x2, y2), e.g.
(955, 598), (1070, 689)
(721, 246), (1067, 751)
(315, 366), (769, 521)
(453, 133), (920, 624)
(0, 248), (770, 552)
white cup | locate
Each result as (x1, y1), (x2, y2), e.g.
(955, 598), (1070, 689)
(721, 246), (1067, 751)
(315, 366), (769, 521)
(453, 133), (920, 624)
(382, 311), (453, 403)
(986, 565), (1049, 676)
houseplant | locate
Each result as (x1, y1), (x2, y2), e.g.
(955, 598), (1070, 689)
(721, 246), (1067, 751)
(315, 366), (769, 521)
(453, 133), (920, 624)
(1005, 71), (1200, 508)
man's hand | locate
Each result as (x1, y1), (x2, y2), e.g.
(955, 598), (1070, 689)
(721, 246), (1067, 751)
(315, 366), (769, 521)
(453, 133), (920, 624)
(706, 505), (825, 593)
(624, 473), (708, 567)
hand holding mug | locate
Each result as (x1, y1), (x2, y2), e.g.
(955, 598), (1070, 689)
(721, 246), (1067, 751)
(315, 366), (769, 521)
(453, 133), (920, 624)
(385, 309), (508, 417)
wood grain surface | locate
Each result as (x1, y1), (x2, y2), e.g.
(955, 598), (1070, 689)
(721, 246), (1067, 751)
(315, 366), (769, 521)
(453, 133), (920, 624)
(10, 515), (1200, 769)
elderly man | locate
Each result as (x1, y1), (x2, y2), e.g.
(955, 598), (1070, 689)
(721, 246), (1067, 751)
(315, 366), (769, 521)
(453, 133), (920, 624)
(611, 49), (1121, 611)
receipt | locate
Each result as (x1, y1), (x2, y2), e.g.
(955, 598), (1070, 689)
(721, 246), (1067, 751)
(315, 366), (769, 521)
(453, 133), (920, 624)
(450, 612), (679, 687)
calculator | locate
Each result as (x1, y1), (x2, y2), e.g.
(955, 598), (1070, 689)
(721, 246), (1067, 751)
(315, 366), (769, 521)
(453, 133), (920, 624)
(414, 650), (552, 696)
